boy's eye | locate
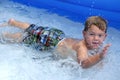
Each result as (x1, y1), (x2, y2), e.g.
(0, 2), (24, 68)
(87, 31), (105, 38)
(98, 34), (104, 37)
(89, 33), (95, 36)
(98, 34), (102, 37)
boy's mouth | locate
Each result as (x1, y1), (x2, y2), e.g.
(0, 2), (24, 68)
(92, 41), (99, 44)
(93, 42), (99, 44)
(92, 41), (100, 47)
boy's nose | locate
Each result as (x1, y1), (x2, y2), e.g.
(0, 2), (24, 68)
(94, 35), (99, 40)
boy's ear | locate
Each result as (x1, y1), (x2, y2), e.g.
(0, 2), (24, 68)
(103, 33), (107, 41)
(105, 34), (107, 37)
(105, 33), (107, 38)
(82, 31), (86, 36)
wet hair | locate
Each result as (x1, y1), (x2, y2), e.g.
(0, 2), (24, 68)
(84, 16), (108, 33)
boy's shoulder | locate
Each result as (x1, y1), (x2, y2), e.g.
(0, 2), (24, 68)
(64, 38), (81, 42)
(57, 38), (81, 46)
(63, 38), (83, 48)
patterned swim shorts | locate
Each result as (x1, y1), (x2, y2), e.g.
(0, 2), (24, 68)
(23, 24), (65, 51)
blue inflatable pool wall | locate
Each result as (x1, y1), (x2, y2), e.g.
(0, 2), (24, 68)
(11, 0), (120, 30)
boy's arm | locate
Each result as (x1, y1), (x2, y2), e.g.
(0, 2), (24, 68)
(80, 53), (103, 68)
(77, 44), (111, 68)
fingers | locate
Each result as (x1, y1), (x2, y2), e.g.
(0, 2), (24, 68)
(104, 44), (111, 49)
(101, 43), (111, 56)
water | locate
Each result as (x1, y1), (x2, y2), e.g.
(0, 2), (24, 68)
(0, 0), (120, 80)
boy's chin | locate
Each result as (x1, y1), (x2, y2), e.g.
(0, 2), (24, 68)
(92, 47), (99, 49)
(88, 46), (99, 50)
(91, 45), (100, 49)
(87, 44), (100, 49)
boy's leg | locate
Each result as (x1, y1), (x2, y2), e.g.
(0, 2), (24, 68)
(0, 22), (9, 27)
(0, 19), (30, 43)
(8, 18), (30, 30)
(0, 18), (30, 30)
(2, 32), (23, 43)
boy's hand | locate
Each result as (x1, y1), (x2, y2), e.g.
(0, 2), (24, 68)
(100, 44), (111, 58)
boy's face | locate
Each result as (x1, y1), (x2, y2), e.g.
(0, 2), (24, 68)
(83, 25), (107, 49)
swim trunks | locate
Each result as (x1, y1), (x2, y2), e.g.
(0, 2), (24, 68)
(23, 24), (65, 51)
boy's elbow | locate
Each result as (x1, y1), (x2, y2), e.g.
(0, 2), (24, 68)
(81, 62), (89, 69)
(80, 60), (92, 69)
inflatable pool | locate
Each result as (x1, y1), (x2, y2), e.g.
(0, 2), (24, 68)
(0, 1), (120, 80)
(12, 0), (120, 30)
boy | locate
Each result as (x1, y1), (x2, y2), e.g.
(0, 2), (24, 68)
(0, 16), (111, 68)
(56, 16), (111, 68)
